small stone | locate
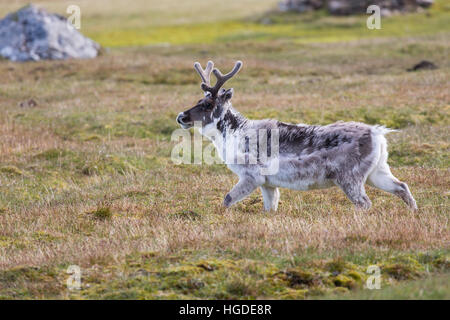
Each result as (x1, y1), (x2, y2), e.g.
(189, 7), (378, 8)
(407, 60), (438, 72)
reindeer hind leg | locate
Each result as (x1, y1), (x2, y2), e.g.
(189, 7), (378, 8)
(336, 178), (372, 210)
(367, 163), (417, 210)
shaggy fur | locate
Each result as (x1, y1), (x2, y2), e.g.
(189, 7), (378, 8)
(177, 61), (417, 211)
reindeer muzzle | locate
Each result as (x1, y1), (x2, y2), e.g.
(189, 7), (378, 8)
(176, 112), (193, 129)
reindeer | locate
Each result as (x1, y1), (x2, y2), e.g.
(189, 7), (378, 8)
(176, 60), (417, 211)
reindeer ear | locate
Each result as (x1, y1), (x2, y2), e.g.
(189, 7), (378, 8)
(220, 88), (234, 101)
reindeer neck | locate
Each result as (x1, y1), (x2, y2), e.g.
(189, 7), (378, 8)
(207, 104), (249, 164)
(215, 103), (248, 134)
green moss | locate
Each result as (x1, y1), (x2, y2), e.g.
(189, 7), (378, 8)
(325, 258), (350, 273)
(171, 210), (201, 221)
(82, 134), (102, 142)
(319, 274), (450, 300)
(35, 149), (74, 161)
(390, 141), (449, 168)
(383, 264), (422, 281)
(282, 269), (315, 287)
(176, 278), (205, 290)
(225, 278), (254, 297)
(0, 267), (41, 282)
(0, 266), (62, 299)
(0, 236), (13, 248)
(87, 207), (113, 220)
(0, 237), (30, 249)
(330, 287), (349, 295)
(32, 231), (61, 243)
(81, 156), (138, 176)
(332, 274), (356, 289)
(199, 259), (238, 271)
(278, 288), (307, 299)
(346, 270), (363, 282)
(416, 253), (450, 272)
(0, 251), (447, 299)
(432, 257), (450, 271)
(0, 166), (24, 176)
(163, 265), (204, 276)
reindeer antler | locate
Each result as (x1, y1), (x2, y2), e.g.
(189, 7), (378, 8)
(199, 61), (243, 97)
(194, 61), (214, 86)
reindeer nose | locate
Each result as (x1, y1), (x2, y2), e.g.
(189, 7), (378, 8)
(177, 112), (189, 125)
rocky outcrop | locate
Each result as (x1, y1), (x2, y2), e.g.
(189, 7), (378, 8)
(279, 0), (434, 15)
(279, 0), (324, 13)
(0, 4), (100, 62)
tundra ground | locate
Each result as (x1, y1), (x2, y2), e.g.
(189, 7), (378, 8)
(0, 0), (448, 299)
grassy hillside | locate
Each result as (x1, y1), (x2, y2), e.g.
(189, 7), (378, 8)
(0, 0), (448, 299)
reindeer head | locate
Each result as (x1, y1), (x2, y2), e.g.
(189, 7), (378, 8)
(176, 60), (242, 129)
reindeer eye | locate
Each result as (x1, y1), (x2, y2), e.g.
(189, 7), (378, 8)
(203, 102), (213, 110)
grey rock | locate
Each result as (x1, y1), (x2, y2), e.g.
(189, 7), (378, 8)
(279, 0), (434, 15)
(0, 4), (100, 62)
(327, 0), (367, 15)
(327, 0), (434, 15)
(279, 0), (325, 13)
(407, 60), (438, 72)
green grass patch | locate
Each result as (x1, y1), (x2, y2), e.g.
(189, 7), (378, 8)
(86, 206), (113, 221)
(87, 3), (450, 47)
(0, 165), (25, 176)
(0, 250), (447, 299)
(319, 273), (450, 299)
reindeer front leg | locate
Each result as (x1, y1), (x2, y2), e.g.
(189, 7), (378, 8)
(223, 176), (260, 208)
(260, 186), (280, 211)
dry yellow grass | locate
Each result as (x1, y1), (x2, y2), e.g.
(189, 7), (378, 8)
(0, 1), (449, 299)
(0, 59), (448, 281)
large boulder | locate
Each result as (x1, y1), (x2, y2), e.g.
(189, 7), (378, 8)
(279, 0), (325, 13)
(0, 4), (100, 62)
(279, 0), (434, 15)
(327, 0), (433, 15)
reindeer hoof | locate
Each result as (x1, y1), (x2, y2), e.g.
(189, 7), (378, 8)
(223, 194), (232, 207)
